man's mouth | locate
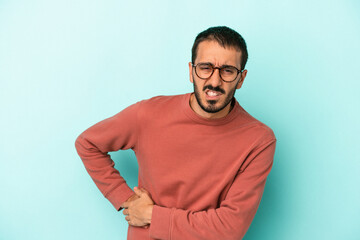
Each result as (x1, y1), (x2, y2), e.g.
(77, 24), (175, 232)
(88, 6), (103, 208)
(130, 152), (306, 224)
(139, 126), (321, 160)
(205, 89), (223, 100)
(206, 90), (221, 96)
(202, 86), (225, 101)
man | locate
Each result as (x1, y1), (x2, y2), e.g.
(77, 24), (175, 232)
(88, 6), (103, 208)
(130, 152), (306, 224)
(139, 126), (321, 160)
(75, 26), (277, 240)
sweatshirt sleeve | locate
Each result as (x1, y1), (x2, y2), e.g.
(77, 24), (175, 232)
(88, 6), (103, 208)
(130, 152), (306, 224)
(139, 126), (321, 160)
(149, 138), (277, 240)
(74, 101), (142, 211)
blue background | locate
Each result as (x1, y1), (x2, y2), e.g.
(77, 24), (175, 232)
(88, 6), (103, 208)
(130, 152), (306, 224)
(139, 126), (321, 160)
(1, 0), (359, 239)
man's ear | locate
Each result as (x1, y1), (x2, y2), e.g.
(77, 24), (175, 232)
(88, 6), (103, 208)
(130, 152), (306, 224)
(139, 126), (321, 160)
(236, 69), (247, 89)
(189, 62), (194, 83)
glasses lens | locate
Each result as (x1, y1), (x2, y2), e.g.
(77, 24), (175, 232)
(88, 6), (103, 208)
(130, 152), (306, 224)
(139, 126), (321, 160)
(220, 67), (238, 82)
(196, 63), (213, 79)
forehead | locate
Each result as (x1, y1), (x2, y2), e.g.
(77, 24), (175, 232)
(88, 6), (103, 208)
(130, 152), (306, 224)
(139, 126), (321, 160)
(196, 40), (242, 68)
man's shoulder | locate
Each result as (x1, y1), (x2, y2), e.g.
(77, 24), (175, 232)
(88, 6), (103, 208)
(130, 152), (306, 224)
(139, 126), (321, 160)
(249, 120), (276, 142)
(139, 93), (188, 109)
(235, 104), (276, 142)
(143, 93), (187, 103)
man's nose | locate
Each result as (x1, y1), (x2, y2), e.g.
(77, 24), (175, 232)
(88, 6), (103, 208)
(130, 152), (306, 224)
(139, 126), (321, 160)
(207, 68), (222, 87)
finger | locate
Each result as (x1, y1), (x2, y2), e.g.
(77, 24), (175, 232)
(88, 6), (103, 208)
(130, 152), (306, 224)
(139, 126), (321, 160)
(122, 209), (128, 215)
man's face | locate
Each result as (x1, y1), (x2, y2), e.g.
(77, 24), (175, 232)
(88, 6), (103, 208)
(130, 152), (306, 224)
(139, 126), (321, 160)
(189, 40), (247, 118)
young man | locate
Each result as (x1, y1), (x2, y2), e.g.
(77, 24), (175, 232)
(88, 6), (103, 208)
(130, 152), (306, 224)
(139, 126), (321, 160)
(75, 26), (277, 240)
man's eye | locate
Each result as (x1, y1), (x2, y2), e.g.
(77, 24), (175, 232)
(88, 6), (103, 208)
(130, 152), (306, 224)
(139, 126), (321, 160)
(223, 68), (235, 74)
(199, 65), (212, 70)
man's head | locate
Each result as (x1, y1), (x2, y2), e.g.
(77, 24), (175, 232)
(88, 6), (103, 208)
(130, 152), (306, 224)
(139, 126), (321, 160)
(191, 26), (248, 70)
(189, 26), (248, 119)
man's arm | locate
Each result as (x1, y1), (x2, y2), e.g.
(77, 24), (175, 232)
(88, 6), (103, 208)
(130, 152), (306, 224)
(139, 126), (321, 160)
(146, 138), (277, 240)
(74, 101), (141, 211)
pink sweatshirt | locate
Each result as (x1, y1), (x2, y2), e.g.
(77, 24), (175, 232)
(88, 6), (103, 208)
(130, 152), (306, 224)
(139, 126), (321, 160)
(75, 93), (277, 240)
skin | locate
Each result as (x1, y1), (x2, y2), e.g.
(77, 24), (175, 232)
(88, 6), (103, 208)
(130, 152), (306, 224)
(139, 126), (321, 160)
(121, 40), (248, 227)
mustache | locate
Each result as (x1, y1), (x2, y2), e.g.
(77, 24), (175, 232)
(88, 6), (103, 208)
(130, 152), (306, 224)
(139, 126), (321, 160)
(202, 85), (225, 94)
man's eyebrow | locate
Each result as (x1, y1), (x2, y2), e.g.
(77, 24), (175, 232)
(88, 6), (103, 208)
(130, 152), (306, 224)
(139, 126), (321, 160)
(199, 62), (240, 69)
(220, 64), (240, 69)
(199, 62), (214, 65)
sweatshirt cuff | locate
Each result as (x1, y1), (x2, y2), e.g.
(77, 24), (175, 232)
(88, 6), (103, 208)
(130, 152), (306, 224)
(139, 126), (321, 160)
(105, 184), (134, 211)
(149, 205), (174, 240)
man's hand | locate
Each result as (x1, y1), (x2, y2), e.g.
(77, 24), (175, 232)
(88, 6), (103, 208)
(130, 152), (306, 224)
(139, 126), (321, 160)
(125, 192), (140, 203)
(121, 187), (154, 228)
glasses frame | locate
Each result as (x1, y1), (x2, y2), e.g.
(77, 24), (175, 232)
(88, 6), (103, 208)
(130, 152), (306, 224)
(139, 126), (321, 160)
(192, 62), (244, 83)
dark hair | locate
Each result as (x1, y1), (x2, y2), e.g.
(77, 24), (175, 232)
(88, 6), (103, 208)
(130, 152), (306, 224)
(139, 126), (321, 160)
(191, 26), (248, 70)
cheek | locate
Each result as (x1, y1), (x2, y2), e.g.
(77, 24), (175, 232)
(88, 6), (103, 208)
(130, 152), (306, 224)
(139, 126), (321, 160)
(193, 78), (203, 91)
(225, 85), (237, 94)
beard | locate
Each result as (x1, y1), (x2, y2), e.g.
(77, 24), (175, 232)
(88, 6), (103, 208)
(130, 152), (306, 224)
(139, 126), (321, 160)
(192, 74), (237, 114)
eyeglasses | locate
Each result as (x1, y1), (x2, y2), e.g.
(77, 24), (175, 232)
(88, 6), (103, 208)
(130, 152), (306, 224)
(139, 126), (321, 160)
(192, 62), (244, 83)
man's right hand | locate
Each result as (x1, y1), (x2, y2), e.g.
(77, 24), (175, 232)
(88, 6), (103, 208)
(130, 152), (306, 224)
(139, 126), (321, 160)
(122, 193), (149, 229)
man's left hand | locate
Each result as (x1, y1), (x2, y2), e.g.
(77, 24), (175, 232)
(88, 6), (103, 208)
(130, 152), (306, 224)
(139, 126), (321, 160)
(121, 187), (154, 227)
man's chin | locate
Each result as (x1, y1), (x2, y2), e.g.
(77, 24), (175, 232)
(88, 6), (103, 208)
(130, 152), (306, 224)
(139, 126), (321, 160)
(194, 92), (226, 114)
(201, 101), (224, 113)
(206, 99), (218, 105)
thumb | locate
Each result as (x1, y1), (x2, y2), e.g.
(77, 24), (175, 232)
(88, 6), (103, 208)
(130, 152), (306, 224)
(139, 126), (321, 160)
(140, 187), (150, 194)
(133, 187), (143, 196)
